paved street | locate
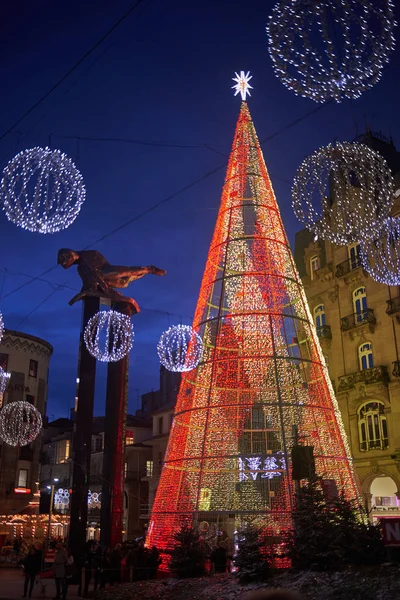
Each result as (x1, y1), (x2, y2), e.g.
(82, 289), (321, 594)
(0, 569), (93, 600)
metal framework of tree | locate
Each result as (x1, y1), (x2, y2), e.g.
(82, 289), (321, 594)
(147, 101), (361, 561)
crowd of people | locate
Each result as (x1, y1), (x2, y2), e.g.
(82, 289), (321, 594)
(17, 539), (304, 600)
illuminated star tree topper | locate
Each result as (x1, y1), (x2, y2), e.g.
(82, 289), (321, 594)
(232, 71), (253, 101)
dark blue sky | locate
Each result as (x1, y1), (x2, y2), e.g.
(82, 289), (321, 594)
(1, 0), (399, 419)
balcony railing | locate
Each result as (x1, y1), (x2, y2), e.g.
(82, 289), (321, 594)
(335, 256), (362, 278)
(140, 504), (151, 518)
(360, 439), (389, 452)
(338, 365), (389, 392)
(316, 324), (332, 340)
(387, 296), (400, 315)
(340, 308), (376, 332)
(19, 447), (34, 461)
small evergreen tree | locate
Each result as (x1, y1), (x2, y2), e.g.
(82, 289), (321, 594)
(234, 523), (270, 583)
(286, 478), (344, 570)
(286, 478), (385, 570)
(331, 491), (385, 566)
(169, 524), (206, 578)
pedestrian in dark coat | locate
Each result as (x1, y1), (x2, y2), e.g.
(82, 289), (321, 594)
(23, 547), (41, 598)
(53, 542), (68, 600)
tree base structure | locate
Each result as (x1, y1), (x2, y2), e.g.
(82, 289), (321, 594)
(146, 102), (362, 564)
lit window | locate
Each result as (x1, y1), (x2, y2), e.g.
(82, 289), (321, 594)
(146, 460), (154, 477)
(126, 430), (134, 445)
(352, 287), (367, 322)
(54, 439), (70, 464)
(348, 243), (361, 270)
(358, 342), (373, 371)
(18, 469), (28, 488)
(314, 304), (326, 331)
(29, 360), (38, 378)
(358, 401), (388, 452)
(310, 255), (320, 279)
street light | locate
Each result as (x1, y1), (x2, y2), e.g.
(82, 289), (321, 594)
(47, 478), (59, 546)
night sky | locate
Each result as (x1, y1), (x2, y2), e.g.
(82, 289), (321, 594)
(1, 0), (400, 419)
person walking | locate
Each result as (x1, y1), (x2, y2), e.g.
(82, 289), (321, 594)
(23, 547), (41, 598)
(109, 543), (122, 586)
(53, 542), (68, 600)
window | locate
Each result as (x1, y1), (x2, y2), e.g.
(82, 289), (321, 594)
(348, 243), (361, 270)
(126, 430), (134, 445)
(18, 469), (28, 488)
(158, 417), (163, 435)
(146, 460), (154, 477)
(358, 401), (388, 452)
(92, 436), (102, 452)
(358, 342), (373, 371)
(314, 304), (326, 331)
(310, 255), (320, 279)
(54, 439), (70, 464)
(26, 395), (35, 405)
(352, 287), (367, 322)
(29, 360), (38, 378)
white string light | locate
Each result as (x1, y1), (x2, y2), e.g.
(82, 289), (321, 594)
(0, 400), (42, 446)
(0, 367), (11, 396)
(0, 146), (86, 233)
(84, 309), (133, 362)
(157, 324), (203, 373)
(267, 0), (396, 103)
(0, 311), (4, 343)
(361, 216), (400, 285)
(292, 141), (394, 244)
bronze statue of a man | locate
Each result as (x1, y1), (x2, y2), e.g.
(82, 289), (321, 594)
(57, 248), (166, 311)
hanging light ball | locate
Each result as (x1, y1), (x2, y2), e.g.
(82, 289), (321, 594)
(84, 309), (133, 362)
(0, 311), (4, 343)
(267, 0), (396, 103)
(361, 216), (400, 285)
(0, 146), (86, 233)
(0, 367), (11, 396)
(0, 400), (42, 446)
(157, 325), (203, 373)
(292, 142), (394, 245)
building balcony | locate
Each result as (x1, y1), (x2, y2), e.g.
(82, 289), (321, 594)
(338, 365), (389, 392)
(340, 308), (376, 333)
(386, 296), (400, 316)
(335, 256), (362, 279)
(316, 324), (332, 340)
(140, 503), (151, 518)
(360, 439), (389, 452)
(19, 447), (34, 461)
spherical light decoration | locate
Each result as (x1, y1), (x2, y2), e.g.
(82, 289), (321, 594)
(292, 142), (394, 245)
(0, 400), (42, 446)
(0, 367), (11, 396)
(267, 0), (396, 103)
(360, 216), (400, 285)
(0, 146), (86, 233)
(157, 325), (203, 373)
(84, 309), (133, 362)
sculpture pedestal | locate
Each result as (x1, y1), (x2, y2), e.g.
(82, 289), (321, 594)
(100, 301), (132, 548)
(69, 296), (99, 556)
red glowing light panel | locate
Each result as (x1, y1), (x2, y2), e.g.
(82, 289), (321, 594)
(147, 102), (361, 557)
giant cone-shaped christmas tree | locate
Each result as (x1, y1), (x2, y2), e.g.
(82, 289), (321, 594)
(147, 88), (360, 557)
